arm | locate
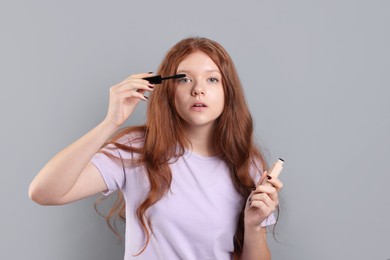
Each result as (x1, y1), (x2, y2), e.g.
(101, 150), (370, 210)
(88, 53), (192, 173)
(28, 121), (117, 205)
(241, 226), (270, 260)
(29, 73), (155, 205)
(241, 171), (283, 260)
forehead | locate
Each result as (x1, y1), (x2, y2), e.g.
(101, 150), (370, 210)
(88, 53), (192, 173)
(177, 51), (220, 73)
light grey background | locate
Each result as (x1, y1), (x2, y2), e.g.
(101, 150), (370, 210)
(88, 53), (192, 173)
(1, 1), (389, 259)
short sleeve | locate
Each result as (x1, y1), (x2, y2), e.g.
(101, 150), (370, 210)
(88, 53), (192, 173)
(90, 146), (126, 196)
(91, 133), (144, 196)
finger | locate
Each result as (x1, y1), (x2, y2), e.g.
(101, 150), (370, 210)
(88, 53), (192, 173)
(256, 171), (268, 186)
(268, 192), (279, 207)
(117, 78), (154, 89)
(111, 80), (147, 93)
(137, 89), (146, 95)
(252, 189), (279, 207)
(250, 192), (274, 206)
(250, 200), (275, 215)
(250, 193), (276, 211)
(115, 88), (148, 102)
(252, 184), (276, 194)
(121, 77), (155, 86)
(116, 81), (154, 93)
(250, 175), (274, 202)
(123, 91), (148, 101)
(248, 185), (275, 206)
(126, 72), (154, 80)
(120, 73), (155, 89)
(256, 180), (280, 205)
(252, 184), (279, 206)
(266, 177), (283, 191)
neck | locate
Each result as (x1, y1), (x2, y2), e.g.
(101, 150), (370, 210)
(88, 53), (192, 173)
(183, 124), (216, 157)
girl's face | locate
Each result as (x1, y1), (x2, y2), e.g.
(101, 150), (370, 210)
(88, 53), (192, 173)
(174, 51), (225, 132)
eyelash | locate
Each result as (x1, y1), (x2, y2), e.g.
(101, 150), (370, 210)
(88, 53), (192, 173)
(208, 77), (219, 83)
(177, 77), (220, 84)
(177, 77), (192, 84)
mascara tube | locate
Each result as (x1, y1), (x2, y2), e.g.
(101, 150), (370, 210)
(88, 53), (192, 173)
(262, 158), (284, 185)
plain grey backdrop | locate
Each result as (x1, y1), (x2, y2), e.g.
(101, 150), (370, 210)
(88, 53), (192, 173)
(1, 1), (389, 259)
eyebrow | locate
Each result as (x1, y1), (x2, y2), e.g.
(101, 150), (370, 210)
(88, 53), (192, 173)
(177, 69), (221, 74)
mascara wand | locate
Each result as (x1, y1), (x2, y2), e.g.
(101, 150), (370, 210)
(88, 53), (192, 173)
(143, 74), (186, 84)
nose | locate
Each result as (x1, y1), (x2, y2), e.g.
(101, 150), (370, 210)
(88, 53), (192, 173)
(191, 81), (206, 96)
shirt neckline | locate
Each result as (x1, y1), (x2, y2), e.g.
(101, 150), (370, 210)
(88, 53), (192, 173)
(184, 148), (220, 161)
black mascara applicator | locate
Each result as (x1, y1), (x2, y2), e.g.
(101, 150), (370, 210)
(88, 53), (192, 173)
(143, 74), (186, 84)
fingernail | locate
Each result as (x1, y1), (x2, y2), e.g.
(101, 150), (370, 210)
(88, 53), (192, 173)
(267, 175), (272, 180)
(149, 85), (154, 89)
(148, 71), (153, 74)
(144, 95), (148, 100)
(252, 187), (257, 191)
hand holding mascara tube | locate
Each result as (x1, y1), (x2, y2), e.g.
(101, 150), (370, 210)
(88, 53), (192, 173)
(246, 158), (284, 228)
(262, 158), (284, 186)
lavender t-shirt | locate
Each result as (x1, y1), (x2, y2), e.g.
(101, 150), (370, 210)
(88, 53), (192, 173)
(91, 136), (275, 260)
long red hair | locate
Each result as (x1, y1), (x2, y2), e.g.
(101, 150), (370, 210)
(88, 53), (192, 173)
(95, 37), (271, 258)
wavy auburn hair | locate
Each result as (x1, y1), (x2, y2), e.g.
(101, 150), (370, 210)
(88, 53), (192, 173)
(95, 37), (272, 258)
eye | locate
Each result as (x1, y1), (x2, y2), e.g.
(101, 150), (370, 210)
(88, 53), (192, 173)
(177, 77), (192, 84)
(208, 77), (220, 83)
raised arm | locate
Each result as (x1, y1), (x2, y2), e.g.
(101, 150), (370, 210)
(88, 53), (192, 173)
(28, 73), (154, 205)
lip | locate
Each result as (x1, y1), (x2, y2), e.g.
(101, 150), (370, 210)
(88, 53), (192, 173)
(190, 101), (208, 111)
(191, 102), (208, 108)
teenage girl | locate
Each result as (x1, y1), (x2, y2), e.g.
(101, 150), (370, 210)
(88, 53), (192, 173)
(29, 37), (283, 260)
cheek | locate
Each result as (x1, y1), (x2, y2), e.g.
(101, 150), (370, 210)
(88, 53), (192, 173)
(174, 91), (181, 107)
(216, 87), (225, 110)
(174, 90), (187, 113)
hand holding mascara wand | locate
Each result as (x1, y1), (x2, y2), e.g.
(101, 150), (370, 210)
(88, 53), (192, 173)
(143, 74), (186, 84)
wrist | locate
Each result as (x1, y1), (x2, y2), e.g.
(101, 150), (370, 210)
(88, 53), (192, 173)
(245, 222), (264, 233)
(100, 119), (121, 133)
(244, 215), (266, 232)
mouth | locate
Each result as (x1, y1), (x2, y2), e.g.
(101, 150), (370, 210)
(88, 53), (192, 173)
(192, 102), (207, 108)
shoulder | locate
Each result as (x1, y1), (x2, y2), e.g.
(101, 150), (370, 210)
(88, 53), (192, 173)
(100, 130), (145, 160)
(114, 131), (145, 148)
